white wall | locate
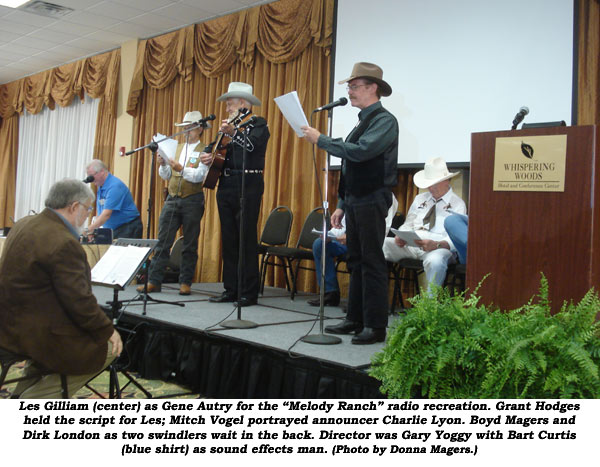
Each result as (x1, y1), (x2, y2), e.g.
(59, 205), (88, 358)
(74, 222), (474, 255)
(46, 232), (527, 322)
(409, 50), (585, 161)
(330, 0), (574, 165)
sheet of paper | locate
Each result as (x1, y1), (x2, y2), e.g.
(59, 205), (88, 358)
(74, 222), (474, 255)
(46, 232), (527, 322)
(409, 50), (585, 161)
(91, 245), (151, 287)
(311, 228), (338, 239)
(153, 133), (178, 161)
(390, 228), (423, 248)
(274, 91), (309, 137)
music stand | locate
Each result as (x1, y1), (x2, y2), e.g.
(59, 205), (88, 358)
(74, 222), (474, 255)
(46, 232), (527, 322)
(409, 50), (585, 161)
(90, 239), (157, 398)
(113, 238), (185, 314)
(301, 108), (342, 345)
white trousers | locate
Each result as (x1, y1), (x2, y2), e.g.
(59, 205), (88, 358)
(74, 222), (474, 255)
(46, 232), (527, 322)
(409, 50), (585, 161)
(383, 237), (455, 291)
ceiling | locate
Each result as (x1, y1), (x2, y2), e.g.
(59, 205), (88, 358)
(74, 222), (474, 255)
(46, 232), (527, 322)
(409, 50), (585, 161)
(0, 0), (273, 85)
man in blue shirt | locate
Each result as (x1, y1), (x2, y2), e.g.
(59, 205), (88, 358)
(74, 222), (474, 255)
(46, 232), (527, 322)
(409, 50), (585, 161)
(85, 160), (142, 239)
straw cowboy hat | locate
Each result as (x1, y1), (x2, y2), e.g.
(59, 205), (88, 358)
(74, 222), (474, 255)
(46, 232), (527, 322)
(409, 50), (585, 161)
(174, 111), (212, 128)
(413, 157), (459, 189)
(217, 82), (261, 106)
(338, 62), (392, 97)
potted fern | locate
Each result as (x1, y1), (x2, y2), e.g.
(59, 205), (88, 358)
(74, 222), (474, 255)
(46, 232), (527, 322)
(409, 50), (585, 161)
(370, 277), (600, 398)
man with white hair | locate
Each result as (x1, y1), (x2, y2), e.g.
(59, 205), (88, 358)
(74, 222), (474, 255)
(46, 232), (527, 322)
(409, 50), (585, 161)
(201, 82), (270, 307)
(0, 179), (122, 398)
(383, 157), (467, 291)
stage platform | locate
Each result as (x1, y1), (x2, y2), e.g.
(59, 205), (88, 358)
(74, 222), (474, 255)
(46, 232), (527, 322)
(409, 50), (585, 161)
(92, 283), (402, 399)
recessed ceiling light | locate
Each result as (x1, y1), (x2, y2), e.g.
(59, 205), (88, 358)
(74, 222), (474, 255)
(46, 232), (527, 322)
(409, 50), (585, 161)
(19, 1), (73, 18)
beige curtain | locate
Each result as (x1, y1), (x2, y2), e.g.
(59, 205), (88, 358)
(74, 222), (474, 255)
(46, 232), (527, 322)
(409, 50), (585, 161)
(0, 49), (121, 226)
(126, 0), (338, 290)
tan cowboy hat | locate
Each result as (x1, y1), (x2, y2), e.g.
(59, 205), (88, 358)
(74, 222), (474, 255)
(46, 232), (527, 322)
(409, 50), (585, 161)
(217, 82), (261, 106)
(174, 111), (212, 128)
(338, 62), (392, 97)
(413, 157), (459, 189)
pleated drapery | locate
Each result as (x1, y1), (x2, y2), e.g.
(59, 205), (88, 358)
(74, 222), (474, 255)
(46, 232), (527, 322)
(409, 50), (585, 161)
(126, 0), (338, 290)
(0, 49), (120, 227)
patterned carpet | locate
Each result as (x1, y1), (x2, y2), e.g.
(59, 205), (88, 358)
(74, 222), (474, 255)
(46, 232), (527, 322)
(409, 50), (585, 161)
(0, 360), (197, 399)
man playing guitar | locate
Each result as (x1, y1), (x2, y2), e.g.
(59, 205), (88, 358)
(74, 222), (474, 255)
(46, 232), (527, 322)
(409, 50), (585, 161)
(200, 82), (270, 307)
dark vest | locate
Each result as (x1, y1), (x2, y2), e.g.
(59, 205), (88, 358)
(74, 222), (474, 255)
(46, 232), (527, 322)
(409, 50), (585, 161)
(338, 107), (387, 200)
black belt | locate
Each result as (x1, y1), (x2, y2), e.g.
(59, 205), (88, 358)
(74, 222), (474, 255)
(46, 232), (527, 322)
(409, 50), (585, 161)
(222, 168), (263, 177)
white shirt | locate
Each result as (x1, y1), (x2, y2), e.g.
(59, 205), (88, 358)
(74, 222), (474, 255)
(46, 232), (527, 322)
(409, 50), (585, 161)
(399, 188), (466, 248)
(158, 141), (208, 184)
(334, 193), (399, 237)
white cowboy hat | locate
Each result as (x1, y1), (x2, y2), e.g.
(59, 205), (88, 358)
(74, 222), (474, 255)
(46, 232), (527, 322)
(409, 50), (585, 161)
(413, 157), (459, 189)
(217, 82), (261, 106)
(338, 62), (392, 97)
(174, 111), (212, 128)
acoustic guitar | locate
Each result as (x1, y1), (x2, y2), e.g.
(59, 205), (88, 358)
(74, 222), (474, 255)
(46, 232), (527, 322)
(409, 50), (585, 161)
(203, 108), (252, 189)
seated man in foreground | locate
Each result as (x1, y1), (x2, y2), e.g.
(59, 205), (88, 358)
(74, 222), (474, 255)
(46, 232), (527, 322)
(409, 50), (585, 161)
(382, 157), (466, 291)
(0, 179), (122, 398)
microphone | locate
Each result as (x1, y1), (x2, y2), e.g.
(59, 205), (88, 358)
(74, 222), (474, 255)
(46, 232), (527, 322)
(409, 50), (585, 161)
(511, 106), (529, 130)
(83, 175), (95, 183)
(237, 116), (257, 129)
(196, 114), (216, 126)
(314, 97), (348, 113)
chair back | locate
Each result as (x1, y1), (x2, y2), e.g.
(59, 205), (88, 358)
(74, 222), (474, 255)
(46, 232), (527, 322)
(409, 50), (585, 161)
(391, 211), (405, 229)
(296, 207), (325, 249)
(388, 211), (406, 237)
(260, 206), (293, 248)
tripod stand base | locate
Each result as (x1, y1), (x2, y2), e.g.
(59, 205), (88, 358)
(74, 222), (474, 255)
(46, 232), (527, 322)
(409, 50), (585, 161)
(221, 319), (258, 329)
(301, 333), (342, 345)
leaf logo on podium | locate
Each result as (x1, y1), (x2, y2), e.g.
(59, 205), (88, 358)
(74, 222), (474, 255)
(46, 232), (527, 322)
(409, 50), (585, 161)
(521, 141), (534, 159)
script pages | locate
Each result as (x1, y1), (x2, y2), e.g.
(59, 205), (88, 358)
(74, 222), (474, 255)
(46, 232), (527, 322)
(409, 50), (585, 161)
(274, 91), (309, 137)
(390, 228), (423, 248)
(152, 133), (178, 162)
(91, 244), (152, 289)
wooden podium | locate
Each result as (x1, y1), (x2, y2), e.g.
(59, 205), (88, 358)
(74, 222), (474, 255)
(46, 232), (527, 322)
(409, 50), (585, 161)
(467, 125), (600, 313)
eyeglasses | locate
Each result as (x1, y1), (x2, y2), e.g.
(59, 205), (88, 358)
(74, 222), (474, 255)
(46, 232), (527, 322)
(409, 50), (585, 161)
(77, 202), (93, 213)
(346, 84), (369, 92)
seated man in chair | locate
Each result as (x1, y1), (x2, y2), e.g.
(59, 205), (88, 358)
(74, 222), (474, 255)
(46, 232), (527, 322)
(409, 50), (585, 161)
(309, 194), (398, 307)
(0, 179), (122, 398)
(382, 157), (466, 292)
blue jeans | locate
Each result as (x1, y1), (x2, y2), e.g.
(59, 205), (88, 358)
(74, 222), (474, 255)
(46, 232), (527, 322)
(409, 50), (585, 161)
(312, 237), (348, 293)
(444, 213), (468, 264)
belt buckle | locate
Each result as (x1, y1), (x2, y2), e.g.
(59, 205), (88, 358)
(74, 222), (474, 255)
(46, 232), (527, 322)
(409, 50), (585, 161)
(223, 168), (231, 177)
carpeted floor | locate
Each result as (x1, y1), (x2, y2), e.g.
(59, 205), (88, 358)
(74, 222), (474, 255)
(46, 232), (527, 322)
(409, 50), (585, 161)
(0, 360), (197, 399)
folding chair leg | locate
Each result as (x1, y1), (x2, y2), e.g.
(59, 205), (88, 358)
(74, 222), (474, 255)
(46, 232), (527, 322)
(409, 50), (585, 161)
(282, 258), (292, 292)
(290, 259), (300, 300)
(60, 374), (69, 398)
(259, 255), (268, 294)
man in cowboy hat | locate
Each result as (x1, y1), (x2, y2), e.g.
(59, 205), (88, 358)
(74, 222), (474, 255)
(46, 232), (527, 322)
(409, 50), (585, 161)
(200, 82), (270, 307)
(301, 62), (398, 345)
(137, 111), (210, 296)
(383, 156), (467, 291)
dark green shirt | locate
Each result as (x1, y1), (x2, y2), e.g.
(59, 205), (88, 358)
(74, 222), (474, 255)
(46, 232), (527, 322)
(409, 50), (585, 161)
(316, 101), (398, 209)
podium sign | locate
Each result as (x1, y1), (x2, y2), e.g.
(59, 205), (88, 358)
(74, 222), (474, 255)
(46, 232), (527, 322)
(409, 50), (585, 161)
(493, 135), (567, 192)
(467, 125), (600, 314)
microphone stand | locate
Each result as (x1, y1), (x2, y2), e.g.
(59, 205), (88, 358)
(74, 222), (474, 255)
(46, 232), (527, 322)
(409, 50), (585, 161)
(222, 122), (258, 329)
(123, 123), (206, 314)
(301, 108), (341, 345)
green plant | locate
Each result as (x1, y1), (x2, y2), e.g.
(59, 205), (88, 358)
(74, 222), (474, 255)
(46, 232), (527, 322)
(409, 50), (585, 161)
(370, 276), (600, 398)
